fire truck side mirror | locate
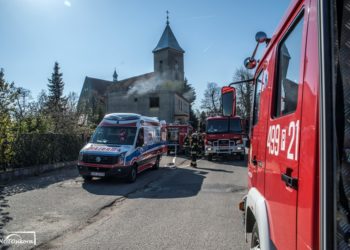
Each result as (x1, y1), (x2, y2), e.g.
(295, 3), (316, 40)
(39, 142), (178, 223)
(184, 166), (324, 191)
(244, 57), (257, 69)
(255, 31), (268, 43)
(222, 86), (235, 117)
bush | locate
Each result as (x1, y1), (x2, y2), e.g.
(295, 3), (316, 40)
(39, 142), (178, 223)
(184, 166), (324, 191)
(11, 133), (84, 168)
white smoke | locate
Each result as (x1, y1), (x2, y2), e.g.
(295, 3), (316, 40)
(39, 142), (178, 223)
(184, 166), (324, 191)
(127, 75), (164, 96)
(126, 74), (183, 96)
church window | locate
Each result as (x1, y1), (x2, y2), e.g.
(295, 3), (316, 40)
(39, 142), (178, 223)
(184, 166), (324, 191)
(150, 97), (159, 108)
(175, 61), (179, 80)
(159, 61), (163, 72)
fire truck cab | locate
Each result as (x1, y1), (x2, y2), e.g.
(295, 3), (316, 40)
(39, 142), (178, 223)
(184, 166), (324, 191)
(222, 0), (350, 249)
(205, 116), (245, 161)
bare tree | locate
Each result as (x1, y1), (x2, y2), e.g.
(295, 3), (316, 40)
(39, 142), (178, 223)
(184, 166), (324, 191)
(233, 67), (254, 120)
(200, 82), (221, 116)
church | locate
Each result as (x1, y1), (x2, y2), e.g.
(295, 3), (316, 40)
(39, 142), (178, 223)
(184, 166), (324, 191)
(78, 16), (190, 124)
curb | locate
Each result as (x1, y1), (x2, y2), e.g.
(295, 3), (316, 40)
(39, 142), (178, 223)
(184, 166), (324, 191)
(0, 161), (77, 184)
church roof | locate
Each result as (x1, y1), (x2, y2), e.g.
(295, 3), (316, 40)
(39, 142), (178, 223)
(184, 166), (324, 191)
(84, 76), (112, 94)
(153, 23), (184, 53)
(109, 72), (155, 91)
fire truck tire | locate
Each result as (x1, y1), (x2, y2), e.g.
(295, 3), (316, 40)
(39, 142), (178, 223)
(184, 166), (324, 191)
(207, 155), (213, 161)
(82, 175), (92, 181)
(152, 156), (160, 170)
(250, 222), (260, 250)
(127, 165), (137, 183)
(239, 153), (245, 161)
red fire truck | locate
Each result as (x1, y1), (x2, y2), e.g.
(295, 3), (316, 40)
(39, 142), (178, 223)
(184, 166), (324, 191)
(221, 0), (349, 249)
(205, 116), (245, 161)
(166, 123), (193, 155)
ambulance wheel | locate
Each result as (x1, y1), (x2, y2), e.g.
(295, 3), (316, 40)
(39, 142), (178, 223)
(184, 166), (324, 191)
(207, 155), (213, 161)
(250, 222), (260, 250)
(82, 175), (92, 181)
(127, 165), (137, 183)
(152, 156), (160, 170)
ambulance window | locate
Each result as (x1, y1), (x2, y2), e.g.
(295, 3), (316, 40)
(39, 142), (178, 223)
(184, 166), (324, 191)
(136, 128), (144, 147)
(274, 15), (304, 117)
(253, 71), (263, 126)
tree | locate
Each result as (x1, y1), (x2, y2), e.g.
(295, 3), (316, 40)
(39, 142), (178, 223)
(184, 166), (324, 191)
(46, 62), (67, 132)
(200, 82), (221, 116)
(0, 68), (19, 169)
(189, 108), (199, 130)
(198, 111), (207, 132)
(182, 78), (196, 104)
(233, 67), (254, 120)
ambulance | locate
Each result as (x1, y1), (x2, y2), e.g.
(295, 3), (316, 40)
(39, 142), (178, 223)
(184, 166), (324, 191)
(77, 113), (166, 183)
(222, 0), (350, 249)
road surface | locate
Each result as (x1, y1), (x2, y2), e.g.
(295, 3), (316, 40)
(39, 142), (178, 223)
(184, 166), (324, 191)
(0, 155), (248, 250)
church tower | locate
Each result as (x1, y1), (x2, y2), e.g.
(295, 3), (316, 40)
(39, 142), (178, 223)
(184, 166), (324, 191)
(153, 12), (184, 81)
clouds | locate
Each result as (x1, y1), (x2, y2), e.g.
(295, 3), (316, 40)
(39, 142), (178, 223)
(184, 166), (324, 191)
(64, 0), (71, 7)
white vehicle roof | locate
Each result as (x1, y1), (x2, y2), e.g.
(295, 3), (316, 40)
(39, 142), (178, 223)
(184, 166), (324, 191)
(101, 113), (160, 126)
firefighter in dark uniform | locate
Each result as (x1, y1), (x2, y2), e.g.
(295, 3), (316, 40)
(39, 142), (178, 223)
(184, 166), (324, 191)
(190, 132), (200, 167)
(183, 133), (190, 156)
(197, 133), (204, 157)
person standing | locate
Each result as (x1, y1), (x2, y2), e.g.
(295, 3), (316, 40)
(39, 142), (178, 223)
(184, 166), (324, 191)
(190, 132), (200, 167)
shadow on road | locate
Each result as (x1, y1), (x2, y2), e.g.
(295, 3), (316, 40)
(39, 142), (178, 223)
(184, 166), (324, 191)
(206, 158), (247, 168)
(82, 167), (207, 199)
(0, 187), (13, 250)
(195, 166), (234, 173)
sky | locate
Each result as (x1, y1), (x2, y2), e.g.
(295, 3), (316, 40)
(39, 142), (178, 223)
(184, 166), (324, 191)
(0, 0), (291, 110)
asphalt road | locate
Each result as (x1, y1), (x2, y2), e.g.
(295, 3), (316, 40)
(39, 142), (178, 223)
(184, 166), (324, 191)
(0, 155), (248, 250)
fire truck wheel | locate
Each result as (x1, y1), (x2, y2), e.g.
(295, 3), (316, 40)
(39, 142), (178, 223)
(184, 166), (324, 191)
(127, 165), (137, 183)
(82, 175), (92, 182)
(239, 154), (245, 161)
(250, 222), (260, 250)
(152, 156), (160, 170)
(207, 155), (213, 161)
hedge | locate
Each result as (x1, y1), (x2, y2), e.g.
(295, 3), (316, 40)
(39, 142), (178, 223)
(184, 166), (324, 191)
(8, 133), (85, 168)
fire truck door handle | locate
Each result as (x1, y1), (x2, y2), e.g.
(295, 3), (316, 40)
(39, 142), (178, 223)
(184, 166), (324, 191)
(281, 170), (298, 190)
(251, 157), (258, 166)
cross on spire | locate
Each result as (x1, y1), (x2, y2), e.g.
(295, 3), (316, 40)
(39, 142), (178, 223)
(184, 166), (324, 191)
(166, 10), (169, 25)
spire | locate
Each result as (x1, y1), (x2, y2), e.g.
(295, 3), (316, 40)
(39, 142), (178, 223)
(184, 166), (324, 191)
(113, 68), (118, 82)
(166, 10), (169, 25)
(153, 12), (184, 53)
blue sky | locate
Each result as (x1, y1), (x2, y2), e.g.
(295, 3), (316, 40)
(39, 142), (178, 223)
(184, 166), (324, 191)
(0, 0), (290, 109)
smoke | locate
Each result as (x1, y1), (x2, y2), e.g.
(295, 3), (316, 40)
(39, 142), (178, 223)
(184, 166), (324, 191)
(183, 89), (196, 102)
(126, 74), (183, 96)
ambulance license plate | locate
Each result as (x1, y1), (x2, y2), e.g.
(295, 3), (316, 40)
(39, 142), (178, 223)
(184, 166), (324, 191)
(91, 172), (105, 177)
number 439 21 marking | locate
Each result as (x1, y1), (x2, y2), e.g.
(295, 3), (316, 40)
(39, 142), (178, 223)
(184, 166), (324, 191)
(267, 120), (300, 160)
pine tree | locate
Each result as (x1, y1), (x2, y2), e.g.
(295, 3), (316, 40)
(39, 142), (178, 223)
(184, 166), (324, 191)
(46, 62), (67, 132)
(47, 62), (65, 110)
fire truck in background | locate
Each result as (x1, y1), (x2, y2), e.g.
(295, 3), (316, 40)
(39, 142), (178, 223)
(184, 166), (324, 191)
(205, 116), (246, 161)
(166, 123), (193, 155)
(221, 0), (350, 249)
(205, 86), (246, 161)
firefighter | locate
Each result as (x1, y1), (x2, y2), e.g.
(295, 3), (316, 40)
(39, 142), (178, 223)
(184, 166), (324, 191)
(183, 133), (190, 156)
(190, 131), (200, 167)
(198, 133), (204, 157)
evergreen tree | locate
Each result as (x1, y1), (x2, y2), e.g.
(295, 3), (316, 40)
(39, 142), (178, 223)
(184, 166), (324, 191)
(46, 62), (67, 132)
(47, 62), (65, 110)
